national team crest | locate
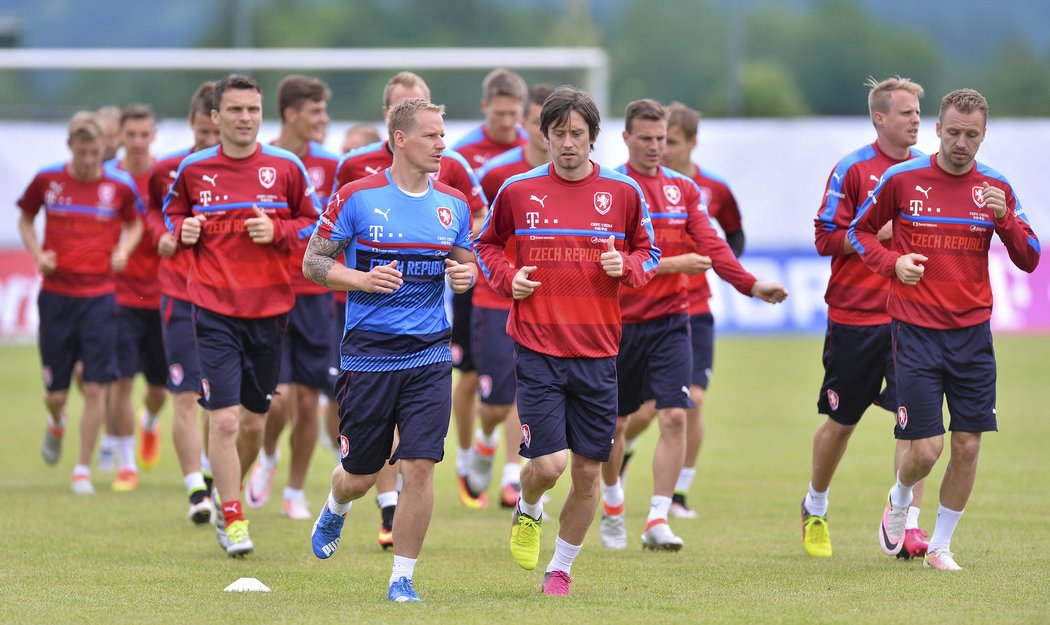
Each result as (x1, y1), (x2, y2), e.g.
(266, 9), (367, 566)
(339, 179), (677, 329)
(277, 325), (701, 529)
(41, 366), (52, 388)
(308, 166), (326, 189)
(478, 375), (493, 399)
(521, 424), (531, 449)
(594, 192), (613, 215)
(169, 364), (184, 387)
(662, 184), (681, 205)
(826, 389), (840, 411)
(897, 406), (908, 429)
(98, 182), (116, 206)
(699, 186), (713, 207)
(971, 186), (986, 208)
(201, 378), (211, 401)
(339, 435), (349, 459)
(258, 166), (277, 189)
(437, 206), (453, 229)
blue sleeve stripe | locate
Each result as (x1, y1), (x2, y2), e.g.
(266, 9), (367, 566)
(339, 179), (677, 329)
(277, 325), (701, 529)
(817, 144), (877, 226)
(514, 228), (626, 239)
(46, 204), (117, 218)
(451, 126), (485, 151)
(1028, 236), (1041, 255)
(900, 214), (995, 227)
(193, 201), (289, 213)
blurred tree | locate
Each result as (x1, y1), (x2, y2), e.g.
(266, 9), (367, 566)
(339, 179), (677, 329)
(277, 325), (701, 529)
(739, 60), (808, 117)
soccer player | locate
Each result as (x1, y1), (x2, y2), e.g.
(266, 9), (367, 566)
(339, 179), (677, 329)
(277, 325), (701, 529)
(475, 86), (660, 596)
(332, 70), (488, 544)
(341, 123), (381, 154)
(245, 75), (340, 520)
(851, 88), (1039, 570)
(105, 103), (169, 492)
(620, 101), (749, 519)
(306, 98), (476, 603)
(147, 81), (221, 524)
(449, 68), (529, 509)
(96, 105), (123, 162)
(18, 112), (143, 494)
(463, 83), (553, 510)
(802, 76), (930, 559)
(599, 99), (787, 551)
(163, 73), (321, 557)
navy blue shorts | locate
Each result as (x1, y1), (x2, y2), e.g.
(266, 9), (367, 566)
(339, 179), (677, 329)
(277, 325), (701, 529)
(278, 294), (334, 389)
(817, 320), (895, 426)
(333, 361), (452, 475)
(472, 306), (516, 405)
(115, 305), (168, 386)
(450, 289), (475, 372)
(160, 296), (202, 394)
(690, 313), (715, 389)
(617, 313), (693, 417)
(192, 306), (286, 414)
(326, 298), (346, 397)
(37, 290), (116, 391)
(514, 344), (618, 462)
(891, 320), (997, 440)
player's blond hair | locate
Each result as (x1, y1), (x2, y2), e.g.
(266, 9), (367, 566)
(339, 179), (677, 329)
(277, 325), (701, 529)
(67, 111), (103, 142)
(939, 88), (989, 124)
(667, 102), (702, 141)
(383, 71), (430, 108)
(482, 68), (527, 103)
(865, 75), (924, 118)
(387, 98), (445, 137)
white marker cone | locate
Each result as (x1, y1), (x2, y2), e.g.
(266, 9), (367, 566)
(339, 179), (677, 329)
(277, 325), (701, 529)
(224, 577), (271, 592)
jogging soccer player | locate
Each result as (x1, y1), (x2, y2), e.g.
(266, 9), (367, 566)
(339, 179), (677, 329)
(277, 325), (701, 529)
(18, 112), (143, 494)
(449, 68), (529, 509)
(462, 83), (553, 510)
(146, 81), (221, 524)
(802, 76), (931, 559)
(341, 122), (380, 154)
(475, 86), (660, 596)
(105, 103), (169, 492)
(245, 75), (340, 521)
(163, 73), (321, 557)
(332, 70), (488, 545)
(306, 98), (476, 603)
(599, 99), (787, 551)
(851, 88), (1039, 571)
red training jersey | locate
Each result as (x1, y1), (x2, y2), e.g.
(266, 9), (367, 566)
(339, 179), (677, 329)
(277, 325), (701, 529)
(108, 159), (161, 309)
(686, 166), (744, 315)
(283, 141), (339, 296)
(452, 124), (527, 171)
(162, 143), (321, 319)
(850, 155), (1040, 330)
(18, 163), (141, 298)
(147, 149), (194, 301)
(475, 162), (660, 358)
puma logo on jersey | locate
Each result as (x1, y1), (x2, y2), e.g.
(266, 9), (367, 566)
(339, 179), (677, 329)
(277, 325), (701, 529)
(374, 207), (391, 221)
(202, 173), (218, 187)
(530, 194), (547, 208)
(831, 173), (842, 182)
(365, 166), (381, 175)
(915, 185), (932, 199)
(869, 174), (880, 183)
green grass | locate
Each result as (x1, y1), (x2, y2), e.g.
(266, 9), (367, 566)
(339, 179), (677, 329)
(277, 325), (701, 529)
(1, 337), (1048, 624)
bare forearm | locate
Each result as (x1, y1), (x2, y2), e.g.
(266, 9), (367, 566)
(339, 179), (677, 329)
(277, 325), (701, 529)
(17, 214), (42, 259)
(302, 233), (357, 290)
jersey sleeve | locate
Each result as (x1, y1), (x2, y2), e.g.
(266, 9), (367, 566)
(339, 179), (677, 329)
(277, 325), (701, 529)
(273, 159), (323, 250)
(711, 184), (743, 235)
(814, 165), (861, 257)
(453, 199), (474, 252)
(619, 187), (660, 289)
(318, 183), (355, 243)
(474, 186), (516, 297)
(685, 184), (756, 295)
(16, 174), (46, 217)
(848, 176), (900, 278)
(145, 168), (171, 245)
(445, 156), (488, 213)
(162, 164), (192, 243)
(994, 182), (1040, 273)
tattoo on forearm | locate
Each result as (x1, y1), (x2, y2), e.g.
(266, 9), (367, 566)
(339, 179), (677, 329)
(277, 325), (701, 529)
(303, 234), (348, 287)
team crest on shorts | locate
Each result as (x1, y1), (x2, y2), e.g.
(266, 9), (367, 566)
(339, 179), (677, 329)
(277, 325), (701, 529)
(450, 343), (463, 365)
(826, 389), (840, 411)
(41, 366), (52, 388)
(201, 378), (211, 401)
(971, 186), (986, 208)
(478, 375), (493, 399)
(437, 206), (453, 229)
(169, 363), (184, 386)
(897, 406), (908, 429)
(662, 184), (681, 205)
(258, 166), (277, 189)
(339, 435), (349, 459)
(521, 424), (531, 449)
(594, 192), (612, 215)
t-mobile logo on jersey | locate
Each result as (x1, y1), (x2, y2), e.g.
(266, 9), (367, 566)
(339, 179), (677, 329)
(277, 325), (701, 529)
(526, 211), (541, 228)
(368, 225), (384, 240)
(908, 199), (923, 216)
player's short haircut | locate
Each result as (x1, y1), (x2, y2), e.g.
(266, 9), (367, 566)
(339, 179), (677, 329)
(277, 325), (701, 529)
(188, 81), (216, 120)
(387, 98), (445, 138)
(540, 86), (600, 143)
(343, 123), (381, 146)
(865, 75), (924, 118)
(939, 88), (989, 124)
(120, 102), (155, 127)
(212, 73), (262, 112)
(624, 98), (667, 134)
(527, 83), (554, 109)
(276, 74), (332, 123)
(482, 68), (527, 103)
(383, 71), (430, 108)
(96, 105), (121, 126)
(67, 111), (104, 142)
(667, 101), (702, 141)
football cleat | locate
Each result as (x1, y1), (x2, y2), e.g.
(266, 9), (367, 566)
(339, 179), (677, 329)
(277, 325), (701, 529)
(388, 576), (420, 603)
(801, 500), (832, 558)
(509, 506), (542, 570)
(670, 492), (698, 519)
(311, 502), (347, 559)
(96, 439), (116, 473)
(137, 410), (160, 471)
(225, 519), (253, 558)
(898, 527), (930, 559)
(641, 519), (684, 551)
(600, 513), (627, 549)
(923, 546), (962, 571)
(541, 570), (572, 596)
(41, 421), (64, 466)
(245, 459), (276, 509)
(112, 468), (139, 492)
(212, 489), (231, 551)
(283, 495), (311, 520)
(467, 443), (495, 495)
(878, 490), (907, 556)
(457, 475), (489, 509)
(378, 504), (395, 550)
(187, 494), (214, 525)
(500, 482), (522, 509)
(70, 473), (95, 495)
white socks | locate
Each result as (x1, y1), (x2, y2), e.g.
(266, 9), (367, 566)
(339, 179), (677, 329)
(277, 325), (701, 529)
(805, 483), (829, 517)
(889, 473), (914, 509)
(546, 536), (581, 575)
(647, 495), (672, 524)
(183, 471), (206, 494)
(602, 479), (625, 511)
(390, 555), (416, 584)
(116, 436), (136, 471)
(456, 446), (471, 477)
(905, 506), (921, 530)
(518, 494), (544, 520)
(928, 504), (963, 552)
(501, 462), (521, 488)
(675, 467), (696, 494)
(376, 490), (399, 509)
(327, 491), (352, 516)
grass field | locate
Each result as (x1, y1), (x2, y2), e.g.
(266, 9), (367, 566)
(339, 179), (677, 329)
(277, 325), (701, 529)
(1, 337), (1048, 625)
